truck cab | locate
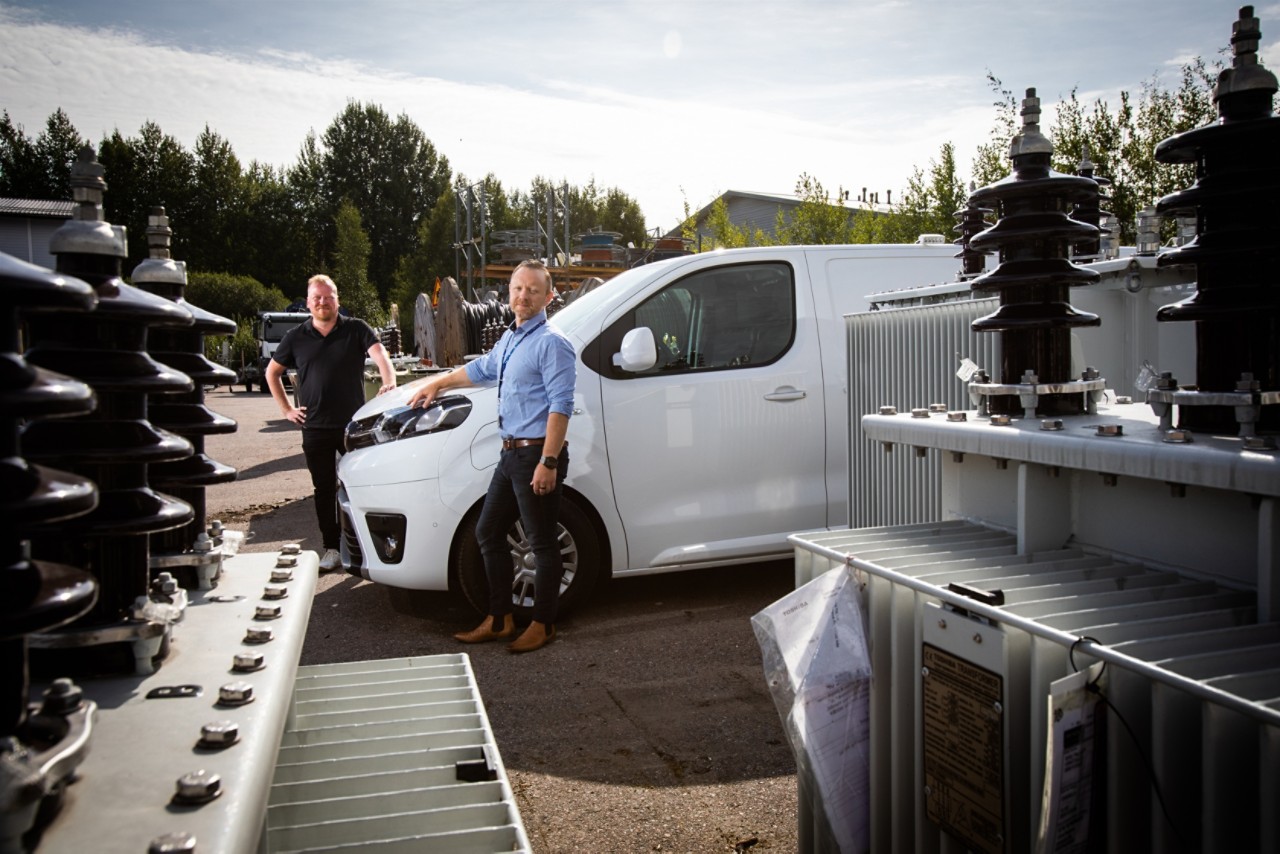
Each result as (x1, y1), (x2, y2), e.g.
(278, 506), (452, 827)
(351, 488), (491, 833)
(242, 310), (310, 392)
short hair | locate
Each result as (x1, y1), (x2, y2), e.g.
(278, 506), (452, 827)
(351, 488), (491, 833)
(307, 274), (337, 293)
(514, 259), (553, 292)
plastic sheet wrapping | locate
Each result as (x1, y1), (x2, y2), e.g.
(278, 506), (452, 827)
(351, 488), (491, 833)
(752, 566), (872, 853)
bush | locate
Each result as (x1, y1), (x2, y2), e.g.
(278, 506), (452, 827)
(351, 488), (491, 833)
(186, 271), (290, 323)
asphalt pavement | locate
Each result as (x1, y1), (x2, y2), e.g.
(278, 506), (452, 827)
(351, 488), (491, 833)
(204, 388), (801, 853)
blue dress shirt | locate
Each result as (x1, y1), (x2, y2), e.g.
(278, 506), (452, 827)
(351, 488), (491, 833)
(465, 311), (576, 439)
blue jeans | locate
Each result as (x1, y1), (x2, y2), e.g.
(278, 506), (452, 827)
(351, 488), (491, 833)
(475, 444), (569, 624)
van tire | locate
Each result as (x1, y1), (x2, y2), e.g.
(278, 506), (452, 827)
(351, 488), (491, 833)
(456, 495), (601, 620)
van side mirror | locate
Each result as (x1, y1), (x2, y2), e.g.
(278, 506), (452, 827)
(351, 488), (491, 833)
(612, 327), (658, 372)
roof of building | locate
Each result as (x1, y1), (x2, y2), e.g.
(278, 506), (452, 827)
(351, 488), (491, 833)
(0, 198), (75, 217)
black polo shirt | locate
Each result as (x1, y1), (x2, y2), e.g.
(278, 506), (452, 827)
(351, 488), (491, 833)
(272, 315), (379, 429)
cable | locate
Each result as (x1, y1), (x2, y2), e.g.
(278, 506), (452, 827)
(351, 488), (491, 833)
(1069, 636), (1181, 845)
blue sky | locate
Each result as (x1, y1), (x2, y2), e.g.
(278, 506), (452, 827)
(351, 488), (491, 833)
(1, 0), (1273, 231)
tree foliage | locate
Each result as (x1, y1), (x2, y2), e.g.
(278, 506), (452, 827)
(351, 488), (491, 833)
(775, 173), (854, 245)
(185, 270), (289, 322)
(0, 108), (87, 198)
(331, 199), (385, 326)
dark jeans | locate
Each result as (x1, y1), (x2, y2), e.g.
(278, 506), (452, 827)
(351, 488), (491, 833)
(301, 427), (345, 550)
(475, 444), (569, 625)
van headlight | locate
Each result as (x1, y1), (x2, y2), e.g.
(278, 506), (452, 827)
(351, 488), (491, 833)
(345, 396), (472, 450)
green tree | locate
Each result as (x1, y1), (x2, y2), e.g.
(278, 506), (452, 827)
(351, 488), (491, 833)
(183, 126), (244, 274)
(98, 121), (196, 274)
(299, 102), (451, 304)
(235, 161), (316, 294)
(185, 270), (288, 322)
(775, 173), (852, 245)
(331, 199), (385, 326)
(0, 109), (87, 199)
(971, 73), (1018, 188)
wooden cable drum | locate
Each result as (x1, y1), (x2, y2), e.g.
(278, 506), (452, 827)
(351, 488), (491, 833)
(413, 292), (438, 366)
(434, 277), (515, 366)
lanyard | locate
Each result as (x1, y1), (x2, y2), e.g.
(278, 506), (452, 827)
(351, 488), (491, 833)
(497, 316), (545, 421)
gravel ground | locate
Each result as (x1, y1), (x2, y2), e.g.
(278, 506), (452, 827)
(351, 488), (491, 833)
(204, 388), (801, 853)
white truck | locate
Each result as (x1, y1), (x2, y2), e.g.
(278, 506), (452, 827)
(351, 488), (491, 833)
(337, 243), (963, 615)
(241, 310), (310, 392)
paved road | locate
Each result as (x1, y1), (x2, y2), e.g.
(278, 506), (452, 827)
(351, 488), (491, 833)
(204, 388), (801, 853)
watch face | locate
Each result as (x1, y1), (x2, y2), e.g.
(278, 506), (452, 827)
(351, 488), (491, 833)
(541, 455), (558, 469)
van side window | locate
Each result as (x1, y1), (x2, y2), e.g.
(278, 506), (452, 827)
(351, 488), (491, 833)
(597, 261), (795, 379)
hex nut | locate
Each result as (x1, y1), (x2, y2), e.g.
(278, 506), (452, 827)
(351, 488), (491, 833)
(946, 411), (967, 422)
(910, 408), (929, 418)
(217, 681), (254, 706)
(280, 543), (301, 555)
(878, 405), (898, 416)
(254, 604), (282, 621)
(1163, 428), (1194, 444)
(197, 720), (240, 750)
(40, 677), (84, 716)
(172, 769), (222, 805)
(1096, 424), (1123, 437)
(275, 555), (298, 569)
(270, 568), (293, 583)
(232, 651), (265, 672)
(929, 403), (947, 413)
(262, 585), (288, 600)
(1040, 419), (1063, 431)
(243, 627), (274, 644)
(990, 414), (1012, 426)
(148, 832), (197, 854)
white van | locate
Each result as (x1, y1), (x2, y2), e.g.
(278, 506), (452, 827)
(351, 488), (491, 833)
(337, 243), (961, 615)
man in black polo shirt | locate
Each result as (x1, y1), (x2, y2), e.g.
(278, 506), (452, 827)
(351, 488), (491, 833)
(267, 274), (396, 571)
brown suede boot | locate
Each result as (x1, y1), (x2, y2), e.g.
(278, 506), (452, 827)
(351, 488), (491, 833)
(454, 613), (515, 643)
(507, 620), (556, 653)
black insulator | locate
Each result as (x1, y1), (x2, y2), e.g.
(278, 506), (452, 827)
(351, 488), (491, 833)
(1072, 144), (1113, 260)
(1153, 6), (1280, 434)
(23, 147), (196, 637)
(0, 251), (99, 740)
(967, 88), (1102, 415)
(953, 187), (993, 280)
(132, 208), (239, 559)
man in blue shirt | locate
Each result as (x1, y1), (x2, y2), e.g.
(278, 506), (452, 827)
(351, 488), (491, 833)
(408, 260), (577, 653)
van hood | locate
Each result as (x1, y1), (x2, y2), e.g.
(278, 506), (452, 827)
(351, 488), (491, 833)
(350, 379), (482, 420)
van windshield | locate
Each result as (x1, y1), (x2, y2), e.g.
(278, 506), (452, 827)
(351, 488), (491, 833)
(549, 260), (677, 340)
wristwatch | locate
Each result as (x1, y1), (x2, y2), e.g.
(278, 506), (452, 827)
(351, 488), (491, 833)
(540, 455), (559, 470)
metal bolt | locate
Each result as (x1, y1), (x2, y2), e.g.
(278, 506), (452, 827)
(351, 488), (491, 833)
(972, 633), (983, 644)
(879, 405), (898, 416)
(1114, 395), (1133, 405)
(280, 543), (301, 555)
(275, 554), (298, 569)
(208, 519), (224, 537)
(937, 619), (947, 629)
(1237, 372), (1260, 392)
(232, 651), (265, 673)
(152, 572), (179, 596)
(1163, 428), (1193, 444)
(1081, 366), (1100, 381)
(947, 411), (967, 422)
(172, 770), (221, 805)
(217, 681), (254, 706)
(1040, 419), (1063, 431)
(40, 678), (84, 716)
(197, 720), (239, 750)
(243, 627), (274, 644)
(911, 407), (930, 418)
(149, 832), (197, 854)
(270, 568), (293, 583)
(1096, 424), (1123, 437)
(993, 701), (1003, 715)
(921, 667), (930, 678)
(990, 414), (1011, 426)
(1021, 370), (1039, 385)
(1156, 372), (1178, 391)
(262, 585), (288, 600)
(1244, 436), (1277, 451)
(929, 403), (947, 413)
(254, 604), (282, 621)
(193, 533), (213, 554)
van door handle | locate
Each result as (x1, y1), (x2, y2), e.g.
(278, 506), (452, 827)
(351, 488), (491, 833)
(764, 387), (806, 402)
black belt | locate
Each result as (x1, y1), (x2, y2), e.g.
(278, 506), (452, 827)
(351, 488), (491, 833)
(501, 437), (568, 451)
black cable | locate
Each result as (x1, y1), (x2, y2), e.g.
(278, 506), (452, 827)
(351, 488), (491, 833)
(1069, 636), (1181, 844)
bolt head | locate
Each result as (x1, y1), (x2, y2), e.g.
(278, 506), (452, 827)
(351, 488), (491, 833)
(1163, 428), (1193, 444)
(243, 627), (274, 644)
(275, 555), (298, 569)
(149, 832), (197, 854)
(280, 543), (301, 556)
(173, 769), (221, 804)
(198, 720), (240, 748)
(262, 585), (288, 600)
(878, 405), (898, 416)
(1040, 419), (1063, 431)
(254, 604), (282, 620)
(946, 411), (967, 422)
(911, 407), (929, 418)
(218, 681), (254, 706)
(990, 414), (1011, 426)
(270, 568), (293, 583)
(232, 651), (265, 672)
(41, 678), (84, 715)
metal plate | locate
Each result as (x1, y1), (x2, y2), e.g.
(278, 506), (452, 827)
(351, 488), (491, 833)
(922, 642), (1004, 854)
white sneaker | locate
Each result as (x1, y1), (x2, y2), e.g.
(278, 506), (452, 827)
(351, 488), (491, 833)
(319, 548), (342, 572)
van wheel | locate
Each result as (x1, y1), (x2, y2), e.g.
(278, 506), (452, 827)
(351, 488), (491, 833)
(456, 496), (601, 620)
